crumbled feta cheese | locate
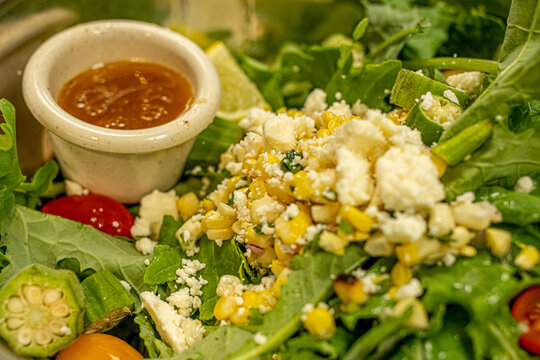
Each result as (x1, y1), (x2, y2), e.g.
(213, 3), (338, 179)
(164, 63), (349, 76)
(141, 292), (204, 353)
(302, 88), (328, 119)
(294, 115), (316, 139)
(139, 189), (178, 238)
(232, 132), (264, 162)
(335, 147), (373, 206)
(394, 278), (423, 300)
(131, 217), (152, 238)
(65, 180), (89, 196)
(323, 119), (386, 161)
(135, 237), (156, 255)
(239, 108), (275, 134)
(233, 190), (251, 222)
(515, 176), (535, 194)
(380, 212), (427, 243)
(420, 92), (435, 111)
(375, 146), (444, 212)
(254, 332), (267, 345)
(359, 273), (380, 294)
(167, 288), (202, 317)
(263, 113), (296, 152)
(327, 100), (352, 118)
(285, 203), (300, 219)
(454, 191), (475, 204)
(352, 100), (369, 117)
(144, 259), (151, 266)
(446, 71), (484, 94)
(443, 90), (460, 105)
(119, 280), (132, 292)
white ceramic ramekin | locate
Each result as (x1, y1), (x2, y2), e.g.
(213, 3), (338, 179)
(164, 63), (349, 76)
(22, 20), (220, 203)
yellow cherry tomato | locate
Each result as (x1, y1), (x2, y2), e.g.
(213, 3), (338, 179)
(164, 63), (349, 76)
(56, 333), (143, 360)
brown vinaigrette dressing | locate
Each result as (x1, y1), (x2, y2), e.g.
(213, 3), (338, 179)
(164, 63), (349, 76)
(57, 61), (193, 130)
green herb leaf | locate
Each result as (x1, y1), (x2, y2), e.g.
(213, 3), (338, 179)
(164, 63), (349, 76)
(476, 186), (540, 225)
(144, 245), (186, 286)
(0, 206), (151, 299)
(280, 150), (304, 174)
(352, 18), (369, 41)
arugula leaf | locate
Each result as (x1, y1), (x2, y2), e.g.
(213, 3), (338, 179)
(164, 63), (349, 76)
(134, 311), (174, 358)
(14, 160), (58, 209)
(338, 295), (396, 331)
(157, 215), (183, 248)
(442, 124), (540, 200)
(172, 246), (367, 360)
(476, 186), (540, 225)
(144, 245), (186, 285)
(0, 100), (26, 222)
(419, 251), (527, 359)
(0, 206), (151, 298)
(197, 238), (248, 321)
(440, 0), (540, 141)
(326, 59), (402, 111)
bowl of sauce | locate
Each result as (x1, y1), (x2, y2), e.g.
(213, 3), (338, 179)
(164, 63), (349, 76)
(22, 20), (220, 203)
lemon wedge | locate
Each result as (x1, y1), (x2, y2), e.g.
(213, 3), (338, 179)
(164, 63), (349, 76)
(205, 41), (269, 121)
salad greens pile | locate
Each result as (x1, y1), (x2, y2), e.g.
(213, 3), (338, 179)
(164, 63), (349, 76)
(1, 0), (540, 359)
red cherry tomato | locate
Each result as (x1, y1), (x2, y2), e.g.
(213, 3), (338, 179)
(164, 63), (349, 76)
(511, 285), (540, 355)
(41, 194), (134, 238)
(56, 333), (143, 360)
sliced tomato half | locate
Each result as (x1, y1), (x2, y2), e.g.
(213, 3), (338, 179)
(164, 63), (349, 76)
(511, 285), (540, 355)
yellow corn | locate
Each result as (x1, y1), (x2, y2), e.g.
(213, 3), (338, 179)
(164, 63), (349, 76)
(311, 202), (340, 223)
(249, 178), (267, 199)
(253, 152), (280, 179)
(290, 171), (314, 201)
(214, 296), (238, 321)
(392, 298), (429, 329)
(260, 288), (277, 308)
(333, 276), (367, 304)
(274, 210), (312, 245)
(243, 157), (257, 175)
(316, 129), (331, 138)
(177, 192), (200, 220)
(242, 291), (261, 309)
(216, 275), (243, 297)
(254, 247), (277, 266)
(391, 262), (412, 287)
(328, 116), (348, 133)
(321, 112), (336, 128)
(303, 306), (336, 340)
(245, 225), (273, 249)
(266, 180), (296, 204)
(364, 233), (394, 257)
(395, 242), (421, 266)
(340, 206), (373, 232)
(515, 245), (540, 271)
(319, 231), (349, 255)
(206, 228), (235, 241)
(250, 195), (283, 224)
(230, 307), (251, 325)
(271, 259), (290, 277)
(430, 153), (447, 178)
(202, 199), (215, 211)
(231, 220), (248, 235)
(274, 239), (296, 261)
(276, 106), (287, 113)
(459, 245), (477, 257)
(485, 228), (511, 257)
(204, 210), (236, 230)
(273, 268), (291, 298)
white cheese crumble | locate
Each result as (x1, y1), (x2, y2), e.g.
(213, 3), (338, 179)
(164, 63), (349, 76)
(420, 92), (434, 111)
(65, 180), (89, 196)
(335, 147), (373, 206)
(394, 278), (423, 300)
(138, 189), (178, 239)
(135, 237), (156, 255)
(119, 280), (132, 292)
(254, 332), (268, 345)
(375, 146), (444, 212)
(515, 176), (535, 194)
(446, 71), (484, 94)
(380, 212), (427, 243)
(443, 90), (460, 105)
(131, 217), (152, 238)
(263, 113), (296, 152)
(285, 203), (300, 219)
(302, 88), (328, 119)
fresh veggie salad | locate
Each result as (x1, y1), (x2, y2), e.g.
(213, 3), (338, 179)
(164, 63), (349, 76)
(1, 0), (540, 359)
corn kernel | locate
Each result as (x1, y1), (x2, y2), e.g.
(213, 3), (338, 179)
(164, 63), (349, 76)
(243, 157), (257, 174)
(253, 152), (280, 179)
(485, 228), (511, 257)
(316, 129), (331, 138)
(207, 228), (235, 241)
(274, 210), (312, 245)
(340, 206), (373, 232)
(290, 171), (314, 201)
(395, 242), (421, 266)
(214, 296), (238, 321)
(261, 289), (277, 308)
(328, 116), (348, 133)
(250, 195), (284, 225)
(319, 231), (349, 255)
(321, 112), (335, 128)
(242, 291), (261, 309)
(177, 192), (200, 220)
(515, 245), (540, 271)
(245, 225), (273, 249)
(249, 178), (267, 199)
(430, 153), (447, 178)
(274, 239), (296, 261)
(392, 298), (429, 329)
(202, 199), (215, 211)
(266, 180), (296, 204)
(311, 202), (339, 223)
(364, 233), (393, 257)
(255, 247), (277, 266)
(230, 307), (251, 325)
(216, 275), (243, 297)
(333, 275), (367, 304)
(271, 259), (290, 276)
(273, 268), (291, 298)
(391, 262), (412, 287)
(276, 107), (287, 114)
(303, 306), (336, 340)
(459, 245), (477, 257)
